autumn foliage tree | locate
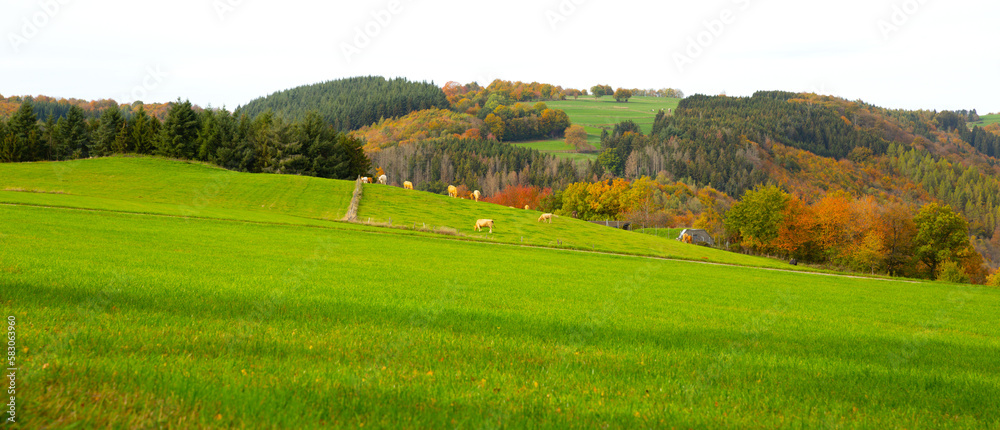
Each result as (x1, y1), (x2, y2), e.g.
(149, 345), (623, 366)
(483, 184), (552, 210)
(726, 185), (790, 253)
(564, 124), (592, 153)
(613, 88), (633, 103)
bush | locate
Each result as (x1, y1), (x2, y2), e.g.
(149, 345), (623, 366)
(937, 260), (970, 284)
(986, 270), (1000, 288)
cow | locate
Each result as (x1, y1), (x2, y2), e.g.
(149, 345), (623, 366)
(538, 213), (555, 223)
(471, 190), (481, 202)
(378, 175), (387, 185)
(403, 181), (414, 190)
(474, 219), (495, 233)
(361, 177), (371, 184)
(524, 205), (530, 210)
(681, 234), (693, 244)
(448, 185), (458, 198)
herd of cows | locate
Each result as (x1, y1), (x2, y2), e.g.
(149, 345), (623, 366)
(358, 175), (557, 235)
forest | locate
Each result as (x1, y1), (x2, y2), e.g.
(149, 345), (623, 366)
(236, 76), (448, 131)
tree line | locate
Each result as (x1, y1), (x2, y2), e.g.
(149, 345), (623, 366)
(0, 98), (369, 179)
(726, 185), (988, 283)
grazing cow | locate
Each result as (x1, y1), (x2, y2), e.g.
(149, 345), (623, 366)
(378, 175), (387, 185)
(474, 219), (495, 233)
(471, 190), (481, 202)
(524, 205), (530, 210)
(538, 213), (555, 223)
(361, 177), (371, 184)
(403, 181), (414, 190)
(448, 185), (458, 198)
(682, 234), (693, 244)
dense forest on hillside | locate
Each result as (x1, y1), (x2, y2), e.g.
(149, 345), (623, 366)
(236, 76), (448, 131)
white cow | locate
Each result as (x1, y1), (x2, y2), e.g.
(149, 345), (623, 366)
(474, 219), (495, 233)
(378, 175), (387, 185)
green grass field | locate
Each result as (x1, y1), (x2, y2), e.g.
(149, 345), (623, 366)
(510, 96), (680, 161)
(511, 139), (598, 161)
(3, 157), (999, 428)
(970, 114), (1000, 128)
(548, 96), (681, 138)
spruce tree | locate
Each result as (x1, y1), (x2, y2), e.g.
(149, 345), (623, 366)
(158, 99), (200, 158)
(8, 99), (42, 161)
(93, 104), (125, 156)
(61, 106), (90, 159)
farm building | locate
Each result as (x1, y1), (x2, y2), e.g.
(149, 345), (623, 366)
(676, 229), (714, 246)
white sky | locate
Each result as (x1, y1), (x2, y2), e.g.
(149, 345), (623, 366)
(2, 0), (998, 113)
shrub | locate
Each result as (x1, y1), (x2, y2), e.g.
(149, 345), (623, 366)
(937, 260), (970, 284)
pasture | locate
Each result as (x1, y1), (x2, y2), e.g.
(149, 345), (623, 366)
(547, 96), (682, 138)
(2, 157), (999, 428)
(513, 96), (680, 160)
(971, 114), (1000, 128)
(511, 139), (598, 161)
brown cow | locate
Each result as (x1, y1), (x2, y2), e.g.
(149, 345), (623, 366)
(448, 185), (458, 198)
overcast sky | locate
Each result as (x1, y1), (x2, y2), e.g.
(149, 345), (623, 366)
(2, 0), (997, 113)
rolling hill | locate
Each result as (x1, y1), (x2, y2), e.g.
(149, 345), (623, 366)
(235, 76), (449, 131)
(3, 157), (999, 428)
(0, 156), (796, 270)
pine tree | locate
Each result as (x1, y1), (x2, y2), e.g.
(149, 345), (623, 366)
(8, 99), (42, 161)
(93, 104), (125, 156)
(158, 99), (200, 158)
(61, 106), (90, 159)
(130, 105), (156, 155)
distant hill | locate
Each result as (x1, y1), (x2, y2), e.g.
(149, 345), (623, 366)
(236, 76), (448, 131)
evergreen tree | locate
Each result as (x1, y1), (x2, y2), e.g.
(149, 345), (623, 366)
(61, 105), (90, 159)
(130, 105), (157, 155)
(93, 104), (125, 156)
(41, 115), (57, 160)
(158, 99), (200, 159)
(8, 98), (42, 161)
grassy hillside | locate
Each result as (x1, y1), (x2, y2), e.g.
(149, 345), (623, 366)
(971, 113), (1000, 127)
(0, 157), (798, 271)
(357, 182), (797, 270)
(4, 200), (1000, 428)
(548, 96), (681, 138)
(514, 96), (680, 160)
(0, 157), (355, 225)
(4, 157), (999, 427)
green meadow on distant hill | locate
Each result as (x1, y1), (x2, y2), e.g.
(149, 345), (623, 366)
(971, 114), (1000, 127)
(2, 157), (999, 428)
(513, 96), (681, 160)
(548, 96), (681, 138)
